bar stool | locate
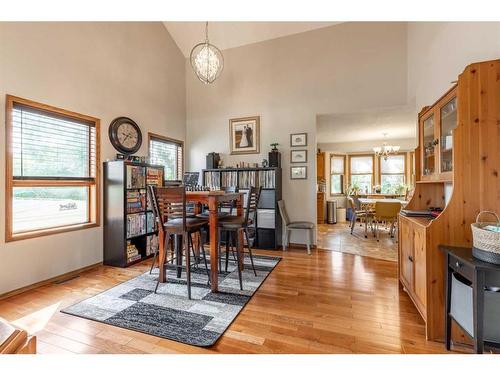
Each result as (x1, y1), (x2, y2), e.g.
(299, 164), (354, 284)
(217, 186), (261, 289)
(148, 185), (210, 299)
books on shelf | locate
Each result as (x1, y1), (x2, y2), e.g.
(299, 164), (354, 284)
(127, 213), (146, 238)
(146, 234), (158, 256)
(146, 167), (163, 186)
(126, 189), (146, 213)
(146, 211), (156, 233)
(126, 241), (141, 263)
(126, 165), (145, 189)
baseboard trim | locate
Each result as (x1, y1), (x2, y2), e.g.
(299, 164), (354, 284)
(0, 262), (103, 300)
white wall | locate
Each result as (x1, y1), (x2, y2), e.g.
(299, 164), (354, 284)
(407, 22), (500, 110)
(186, 22), (408, 244)
(0, 22), (186, 294)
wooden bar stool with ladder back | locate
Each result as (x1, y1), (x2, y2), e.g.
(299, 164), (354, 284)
(196, 186), (239, 273)
(148, 185), (210, 299)
(216, 186), (261, 290)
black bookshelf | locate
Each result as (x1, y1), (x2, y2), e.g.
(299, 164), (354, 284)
(103, 160), (164, 267)
(202, 167), (282, 250)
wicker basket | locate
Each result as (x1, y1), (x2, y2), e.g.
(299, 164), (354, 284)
(471, 211), (500, 264)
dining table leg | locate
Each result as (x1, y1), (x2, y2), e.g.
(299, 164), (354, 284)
(209, 196), (219, 292)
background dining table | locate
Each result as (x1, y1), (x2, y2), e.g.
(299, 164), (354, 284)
(357, 197), (408, 236)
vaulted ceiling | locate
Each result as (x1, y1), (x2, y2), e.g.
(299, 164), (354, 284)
(163, 22), (340, 57)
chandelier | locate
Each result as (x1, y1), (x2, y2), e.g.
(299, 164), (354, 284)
(373, 133), (400, 160)
(190, 22), (224, 84)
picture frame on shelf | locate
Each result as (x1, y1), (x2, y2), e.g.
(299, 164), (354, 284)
(290, 149), (307, 163)
(290, 166), (307, 180)
(290, 132), (307, 147)
(229, 116), (260, 155)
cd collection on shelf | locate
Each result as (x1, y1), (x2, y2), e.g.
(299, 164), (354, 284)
(146, 211), (156, 233)
(126, 189), (146, 213)
(126, 165), (145, 189)
(146, 167), (163, 186)
(238, 170), (257, 189)
(204, 171), (221, 189)
(221, 171), (238, 187)
(126, 241), (141, 263)
(146, 234), (159, 256)
(126, 213), (146, 238)
(258, 170), (276, 188)
(204, 169), (277, 189)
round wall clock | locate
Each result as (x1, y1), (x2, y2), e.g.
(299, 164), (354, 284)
(108, 117), (142, 154)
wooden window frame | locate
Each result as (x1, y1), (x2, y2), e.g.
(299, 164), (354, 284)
(329, 154), (346, 196)
(378, 153), (407, 193)
(5, 95), (100, 242)
(347, 154), (375, 192)
(147, 132), (184, 181)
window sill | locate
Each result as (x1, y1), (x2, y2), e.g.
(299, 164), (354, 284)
(6, 222), (100, 242)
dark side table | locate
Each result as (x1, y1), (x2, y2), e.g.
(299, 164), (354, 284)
(439, 245), (500, 353)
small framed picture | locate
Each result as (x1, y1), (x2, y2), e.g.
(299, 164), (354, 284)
(290, 133), (307, 147)
(290, 149), (307, 163)
(290, 166), (307, 180)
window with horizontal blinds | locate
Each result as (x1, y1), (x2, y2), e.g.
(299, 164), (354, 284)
(149, 135), (183, 181)
(12, 104), (96, 179)
(5, 96), (100, 241)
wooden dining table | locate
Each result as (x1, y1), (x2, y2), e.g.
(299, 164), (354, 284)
(157, 191), (245, 293)
(357, 198), (408, 236)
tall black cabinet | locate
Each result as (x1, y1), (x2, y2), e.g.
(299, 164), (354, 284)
(103, 160), (164, 267)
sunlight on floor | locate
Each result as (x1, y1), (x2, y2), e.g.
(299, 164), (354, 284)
(12, 302), (61, 335)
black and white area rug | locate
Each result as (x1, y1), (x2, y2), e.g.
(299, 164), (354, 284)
(62, 254), (280, 347)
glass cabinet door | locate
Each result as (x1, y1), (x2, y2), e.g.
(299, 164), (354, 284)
(439, 97), (457, 173)
(422, 115), (435, 175)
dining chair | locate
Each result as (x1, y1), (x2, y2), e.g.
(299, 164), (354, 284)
(277, 200), (314, 255)
(347, 196), (374, 238)
(148, 185), (210, 299)
(372, 201), (402, 241)
(217, 187), (261, 289)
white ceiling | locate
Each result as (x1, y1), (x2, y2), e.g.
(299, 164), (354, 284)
(163, 22), (340, 57)
(316, 106), (417, 144)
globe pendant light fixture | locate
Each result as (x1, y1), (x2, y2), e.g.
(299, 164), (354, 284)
(190, 22), (224, 84)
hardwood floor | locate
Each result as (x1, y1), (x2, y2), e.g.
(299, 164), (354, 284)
(317, 222), (398, 262)
(0, 248), (466, 354)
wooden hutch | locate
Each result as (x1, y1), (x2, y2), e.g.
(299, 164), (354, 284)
(399, 59), (500, 343)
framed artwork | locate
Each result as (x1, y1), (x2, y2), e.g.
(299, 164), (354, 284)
(229, 116), (260, 155)
(290, 166), (307, 180)
(290, 132), (307, 147)
(290, 149), (307, 163)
